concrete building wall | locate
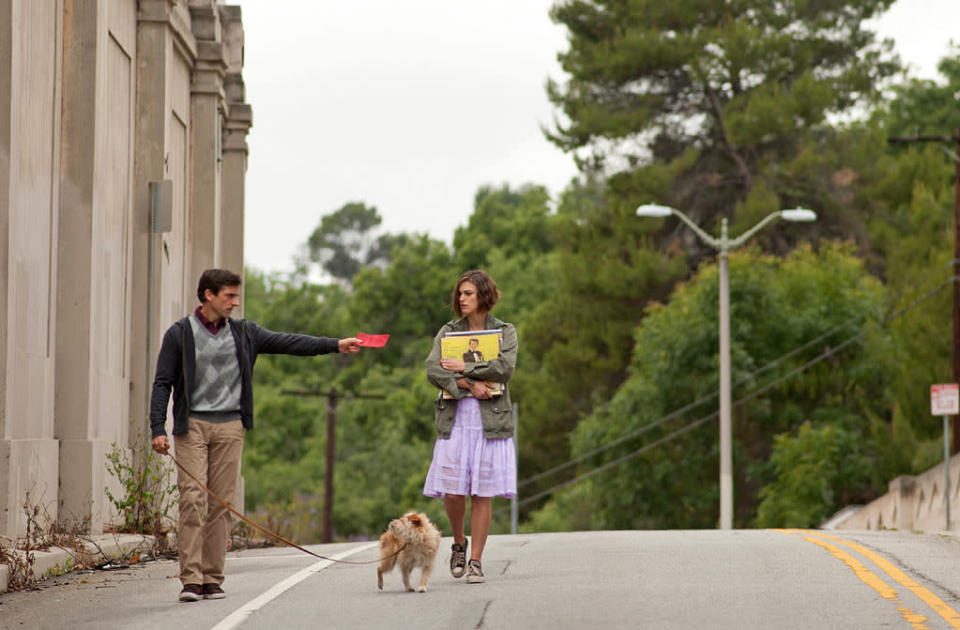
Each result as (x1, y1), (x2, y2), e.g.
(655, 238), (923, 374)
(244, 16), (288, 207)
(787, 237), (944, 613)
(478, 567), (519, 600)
(57, 0), (138, 532)
(188, 2), (226, 287)
(161, 37), (192, 330)
(0, 0), (251, 539)
(0, 0), (64, 536)
(220, 4), (249, 310)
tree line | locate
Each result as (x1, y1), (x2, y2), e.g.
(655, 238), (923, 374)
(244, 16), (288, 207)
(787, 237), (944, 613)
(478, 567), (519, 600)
(241, 0), (960, 540)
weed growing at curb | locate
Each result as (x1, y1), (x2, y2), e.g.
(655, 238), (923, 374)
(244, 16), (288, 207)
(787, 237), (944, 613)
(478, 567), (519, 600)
(0, 491), (167, 591)
(0, 492), (91, 590)
(104, 432), (177, 554)
(1, 428), (178, 593)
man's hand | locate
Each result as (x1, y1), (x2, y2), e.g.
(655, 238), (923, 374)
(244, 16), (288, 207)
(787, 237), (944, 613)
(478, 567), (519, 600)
(151, 435), (170, 455)
(338, 337), (362, 353)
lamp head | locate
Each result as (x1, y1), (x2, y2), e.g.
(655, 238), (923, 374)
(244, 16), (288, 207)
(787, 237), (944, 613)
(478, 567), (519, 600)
(635, 203), (674, 218)
(780, 208), (817, 222)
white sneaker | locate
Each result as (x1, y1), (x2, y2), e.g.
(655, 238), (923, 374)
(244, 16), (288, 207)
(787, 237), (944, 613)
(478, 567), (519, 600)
(465, 559), (485, 584)
(450, 541), (468, 578)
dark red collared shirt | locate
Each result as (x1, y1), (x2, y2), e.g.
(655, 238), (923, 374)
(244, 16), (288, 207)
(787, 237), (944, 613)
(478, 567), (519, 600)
(194, 305), (227, 335)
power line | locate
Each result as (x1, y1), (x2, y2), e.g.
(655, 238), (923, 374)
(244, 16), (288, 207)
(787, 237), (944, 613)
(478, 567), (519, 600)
(517, 313), (865, 489)
(507, 274), (953, 510)
(517, 314), (865, 489)
(515, 415), (715, 508)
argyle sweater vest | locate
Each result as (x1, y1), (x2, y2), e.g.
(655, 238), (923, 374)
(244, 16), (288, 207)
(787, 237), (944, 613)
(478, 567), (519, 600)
(188, 315), (241, 416)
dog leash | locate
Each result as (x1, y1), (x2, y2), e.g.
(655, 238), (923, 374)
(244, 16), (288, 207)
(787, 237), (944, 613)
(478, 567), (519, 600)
(165, 452), (404, 565)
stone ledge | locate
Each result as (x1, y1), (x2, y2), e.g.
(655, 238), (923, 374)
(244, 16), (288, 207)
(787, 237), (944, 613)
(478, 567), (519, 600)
(0, 534), (159, 593)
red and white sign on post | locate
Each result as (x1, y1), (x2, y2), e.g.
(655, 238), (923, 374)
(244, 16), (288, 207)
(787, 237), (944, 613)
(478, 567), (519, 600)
(932, 384), (958, 529)
(931, 383), (960, 416)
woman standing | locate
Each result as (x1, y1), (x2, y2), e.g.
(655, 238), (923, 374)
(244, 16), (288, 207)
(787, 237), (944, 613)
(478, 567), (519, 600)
(423, 270), (518, 584)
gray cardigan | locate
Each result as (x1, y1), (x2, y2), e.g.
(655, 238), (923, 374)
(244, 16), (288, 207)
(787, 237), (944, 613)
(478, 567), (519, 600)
(150, 317), (340, 438)
(425, 313), (517, 439)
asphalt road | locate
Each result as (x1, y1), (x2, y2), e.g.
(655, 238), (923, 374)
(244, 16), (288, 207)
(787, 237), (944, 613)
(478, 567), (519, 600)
(2, 529), (960, 629)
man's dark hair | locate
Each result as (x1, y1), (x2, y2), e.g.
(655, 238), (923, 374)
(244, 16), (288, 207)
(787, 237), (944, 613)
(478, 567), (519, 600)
(197, 269), (242, 303)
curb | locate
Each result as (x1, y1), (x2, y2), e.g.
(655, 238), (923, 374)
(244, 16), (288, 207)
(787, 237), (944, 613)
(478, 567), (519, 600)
(0, 534), (158, 593)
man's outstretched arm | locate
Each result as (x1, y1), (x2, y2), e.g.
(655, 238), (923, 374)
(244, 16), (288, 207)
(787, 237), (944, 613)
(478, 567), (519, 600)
(251, 322), (362, 356)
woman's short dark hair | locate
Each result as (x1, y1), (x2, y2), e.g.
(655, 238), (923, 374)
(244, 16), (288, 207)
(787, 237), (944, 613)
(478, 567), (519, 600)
(451, 270), (500, 317)
(197, 269), (242, 303)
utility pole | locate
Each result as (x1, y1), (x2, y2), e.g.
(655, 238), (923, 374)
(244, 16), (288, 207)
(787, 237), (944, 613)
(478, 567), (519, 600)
(637, 204), (817, 528)
(324, 388), (337, 545)
(888, 130), (960, 453)
(282, 387), (386, 543)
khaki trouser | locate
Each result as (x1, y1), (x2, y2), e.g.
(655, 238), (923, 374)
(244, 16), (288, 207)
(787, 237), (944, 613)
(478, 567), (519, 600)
(174, 418), (244, 586)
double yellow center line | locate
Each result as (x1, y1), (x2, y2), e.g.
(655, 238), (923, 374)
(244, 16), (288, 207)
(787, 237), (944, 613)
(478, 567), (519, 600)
(775, 529), (960, 629)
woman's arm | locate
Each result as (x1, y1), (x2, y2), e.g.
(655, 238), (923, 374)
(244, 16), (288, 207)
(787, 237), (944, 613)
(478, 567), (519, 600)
(459, 323), (517, 384)
(425, 324), (464, 399)
(456, 377), (493, 399)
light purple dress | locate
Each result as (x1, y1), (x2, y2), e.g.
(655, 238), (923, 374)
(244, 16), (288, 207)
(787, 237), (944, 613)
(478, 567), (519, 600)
(423, 397), (517, 498)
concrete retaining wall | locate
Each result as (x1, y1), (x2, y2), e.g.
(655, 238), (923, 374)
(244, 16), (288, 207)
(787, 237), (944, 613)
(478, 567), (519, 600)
(828, 451), (960, 533)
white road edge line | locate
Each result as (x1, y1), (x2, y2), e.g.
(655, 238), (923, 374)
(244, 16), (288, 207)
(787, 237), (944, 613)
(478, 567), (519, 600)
(209, 542), (378, 630)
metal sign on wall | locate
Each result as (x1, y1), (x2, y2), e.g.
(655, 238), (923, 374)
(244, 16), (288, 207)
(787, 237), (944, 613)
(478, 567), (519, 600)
(931, 383), (960, 416)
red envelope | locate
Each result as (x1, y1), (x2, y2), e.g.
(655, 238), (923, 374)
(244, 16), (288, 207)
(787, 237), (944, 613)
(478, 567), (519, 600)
(357, 332), (389, 347)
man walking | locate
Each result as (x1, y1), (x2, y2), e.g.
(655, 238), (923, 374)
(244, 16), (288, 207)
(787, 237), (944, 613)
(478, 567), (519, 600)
(149, 269), (361, 602)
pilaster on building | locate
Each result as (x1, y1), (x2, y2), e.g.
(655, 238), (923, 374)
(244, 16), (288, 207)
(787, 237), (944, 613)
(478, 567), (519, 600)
(0, 0), (252, 540)
(221, 4), (252, 294)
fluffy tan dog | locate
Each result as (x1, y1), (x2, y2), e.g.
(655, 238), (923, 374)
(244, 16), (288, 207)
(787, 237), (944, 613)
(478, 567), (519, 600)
(377, 511), (441, 593)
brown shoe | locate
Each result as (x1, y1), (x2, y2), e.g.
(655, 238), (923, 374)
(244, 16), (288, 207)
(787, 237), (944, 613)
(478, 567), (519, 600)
(179, 584), (202, 602)
(202, 583), (226, 599)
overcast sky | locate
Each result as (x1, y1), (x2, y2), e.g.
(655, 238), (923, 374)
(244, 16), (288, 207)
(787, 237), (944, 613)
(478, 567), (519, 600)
(237, 0), (960, 276)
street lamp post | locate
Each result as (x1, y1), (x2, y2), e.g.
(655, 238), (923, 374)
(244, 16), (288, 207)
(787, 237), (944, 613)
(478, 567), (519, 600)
(636, 204), (816, 529)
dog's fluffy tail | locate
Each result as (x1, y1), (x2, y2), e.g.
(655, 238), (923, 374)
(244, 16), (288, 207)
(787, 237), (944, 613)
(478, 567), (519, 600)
(377, 530), (400, 591)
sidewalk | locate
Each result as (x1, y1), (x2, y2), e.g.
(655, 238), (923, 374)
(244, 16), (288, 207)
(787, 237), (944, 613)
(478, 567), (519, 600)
(0, 533), (160, 592)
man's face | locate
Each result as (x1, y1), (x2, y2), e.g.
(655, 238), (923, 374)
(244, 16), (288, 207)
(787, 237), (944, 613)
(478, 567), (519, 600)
(205, 285), (240, 320)
(470, 339), (479, 350)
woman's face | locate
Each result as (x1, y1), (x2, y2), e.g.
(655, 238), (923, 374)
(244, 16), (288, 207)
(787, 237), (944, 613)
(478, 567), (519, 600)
(458, 280), (480, 317)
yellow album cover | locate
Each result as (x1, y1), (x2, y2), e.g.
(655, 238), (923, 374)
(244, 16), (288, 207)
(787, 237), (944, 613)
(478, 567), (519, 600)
(440, 329), (502, 399)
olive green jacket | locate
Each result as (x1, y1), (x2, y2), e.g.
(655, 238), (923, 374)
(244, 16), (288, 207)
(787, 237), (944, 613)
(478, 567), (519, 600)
(425, 313), (517, 439)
